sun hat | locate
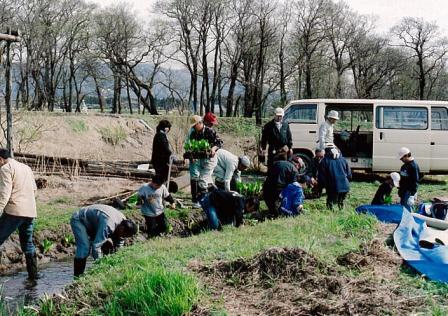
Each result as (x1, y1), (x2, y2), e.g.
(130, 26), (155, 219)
(397, 147), (410, 159)
(274, 107), (284, 116)
(190, 115), (203, 127)
(327, 110), (339, 120)
(390, 172), (400, 187)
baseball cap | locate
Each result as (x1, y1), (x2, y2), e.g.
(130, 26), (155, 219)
(203, 112), (218, 125)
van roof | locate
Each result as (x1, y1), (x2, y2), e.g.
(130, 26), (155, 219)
(286, 99), (448, 107)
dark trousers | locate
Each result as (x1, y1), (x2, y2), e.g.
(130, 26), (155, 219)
(145, 213), (168, 237)
(154, 163), (169, 182)
(263, 184), (283, 217)
(0, 213), (36, 255)
(326, 191), (348, 210)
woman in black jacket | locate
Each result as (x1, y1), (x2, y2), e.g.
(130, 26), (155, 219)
(151, 120), (172, 182)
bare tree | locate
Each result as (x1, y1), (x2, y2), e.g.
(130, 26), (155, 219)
(391, 17), (448, 100)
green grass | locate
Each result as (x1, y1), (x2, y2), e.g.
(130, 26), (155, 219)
(21, 177), (448, 314)
(65, 118), (89, 134)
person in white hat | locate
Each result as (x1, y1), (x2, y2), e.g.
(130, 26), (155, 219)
(397, 147), (420, 211)
(371, 172), (400, 205)
(213, 149), (251, 191)
(185, 115), (223, 208)
(317, 110), (339, 151)
(260, 107), (292, 171)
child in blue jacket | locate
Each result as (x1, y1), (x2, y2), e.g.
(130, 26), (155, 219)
(279, 176), (310, 216)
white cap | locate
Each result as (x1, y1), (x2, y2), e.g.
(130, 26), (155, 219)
(390, 172), (400, 187)
(397, 147), (410, 159)
(274, 107), (284, 116)
(239, 155), (251, 168)
(327, 110), (339, 120)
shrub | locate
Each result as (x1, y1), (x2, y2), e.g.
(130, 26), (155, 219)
(98, 126), (128, 146)
(65, 118), (89, 134)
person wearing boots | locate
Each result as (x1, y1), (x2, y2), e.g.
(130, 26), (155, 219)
(151, 120), (173, 182)
(260, 107), (293, 172)
(213, 149), (250, 191)
(0, 149), (39, 280)
(186, 115), (223, 208)
(70, 204), (138, 277)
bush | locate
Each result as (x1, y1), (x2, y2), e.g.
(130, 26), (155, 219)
(98, 126), (128, 146)
(65, 118), (89, 133)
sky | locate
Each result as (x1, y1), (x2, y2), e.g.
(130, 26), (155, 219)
(90, 0), (448, 34)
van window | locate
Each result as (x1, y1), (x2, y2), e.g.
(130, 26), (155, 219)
(376, 106), (428, 130)
(431, 107), (448, 130)
(284, 104), (317, 123)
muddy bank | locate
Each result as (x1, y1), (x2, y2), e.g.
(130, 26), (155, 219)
(192, 244), (422, 315)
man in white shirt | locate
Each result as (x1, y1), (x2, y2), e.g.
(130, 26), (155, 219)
(213, 149), (250, 191)
(318, 110), (339, 150)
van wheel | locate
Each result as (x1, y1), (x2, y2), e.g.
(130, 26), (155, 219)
(295, 152), (312, 176)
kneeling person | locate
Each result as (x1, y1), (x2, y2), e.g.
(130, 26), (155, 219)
(371, 172), (400, 205)
(199, 189), (259, 230)
(70, 204), (138, 277)
(137, 174), (176, 237)
(279, 176), (310, 216)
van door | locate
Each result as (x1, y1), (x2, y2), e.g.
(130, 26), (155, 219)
(373, 105), (430, 172)
(284, 103), (318, 150)
(430, 106), (448, 172)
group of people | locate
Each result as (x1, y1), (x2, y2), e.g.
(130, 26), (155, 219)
(0, 108), (422, 280)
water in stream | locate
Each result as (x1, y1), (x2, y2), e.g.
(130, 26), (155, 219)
(0, 258), (90, 311)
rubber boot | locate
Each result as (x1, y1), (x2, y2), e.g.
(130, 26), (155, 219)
(25, 253), (40, 280)
(74, 257), (87, 277)
(191, 179), (198, 203)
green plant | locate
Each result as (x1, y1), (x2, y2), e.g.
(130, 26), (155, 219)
(98, 126), (128, 146)
(127, 193), (138, 207)
(63, 234), (75, 246)
(66, 118), (88, 133)
(235, 181), (262, 196)
(184, 139), (211, 152)
(41, 239), (54, 254)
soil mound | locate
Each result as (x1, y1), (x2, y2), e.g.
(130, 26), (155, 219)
(194, 247), (422, 315)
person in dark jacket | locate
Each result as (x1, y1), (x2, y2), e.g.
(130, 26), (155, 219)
(262, 154), (302, 217)
(318, 145), (352, 210)
(199, 189), (259, 230)
(186, 115), (223, 208)
(397, 147), (420, 211)
(151, 120), (172, 182)
(260, 107), (293, 171)
(306, 148), (324, 198)
(371, 172), (400, 205)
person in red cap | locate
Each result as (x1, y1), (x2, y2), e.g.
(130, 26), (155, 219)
(203, 112), (218, 128)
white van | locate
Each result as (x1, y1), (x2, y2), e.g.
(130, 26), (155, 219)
(283, 99), (448, 174)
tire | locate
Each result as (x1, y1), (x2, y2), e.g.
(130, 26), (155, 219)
(295, 152), (312, 176)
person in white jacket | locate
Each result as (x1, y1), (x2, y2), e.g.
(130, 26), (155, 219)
(318, 110), (339, 150)
(213, 149), (251, 191)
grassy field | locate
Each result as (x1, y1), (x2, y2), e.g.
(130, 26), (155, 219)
(4, 178), (446, 315)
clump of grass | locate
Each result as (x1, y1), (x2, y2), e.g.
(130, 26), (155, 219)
(100, 268), (199, 315)
(65, 118), (89, 134)
(41, 239), (54, 254)
(98, 126), (128, 146)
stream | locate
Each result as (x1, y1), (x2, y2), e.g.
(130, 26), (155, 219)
(0, 258), (91, 312)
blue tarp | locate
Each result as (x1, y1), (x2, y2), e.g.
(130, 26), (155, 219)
(355, 204), (448, 282)
(355, 204), (404, 224)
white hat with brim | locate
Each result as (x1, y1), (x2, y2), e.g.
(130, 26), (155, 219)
(390, 172), (400, 187)
(327, 110), (339, 120)
(190, 115), (203, 127)
(397, 147), (410, 159)
(274, 107), (284, 116)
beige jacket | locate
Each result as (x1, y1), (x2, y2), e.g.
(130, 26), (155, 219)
(0, 159), (37, 218)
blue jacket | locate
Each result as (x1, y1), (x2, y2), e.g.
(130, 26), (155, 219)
(279, 182), (304, 216)
(318, 150), (352, 193)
